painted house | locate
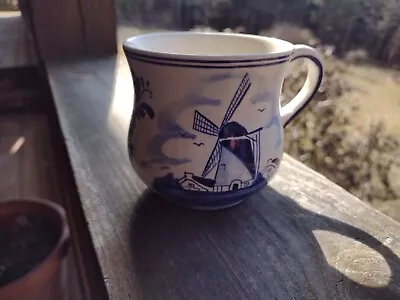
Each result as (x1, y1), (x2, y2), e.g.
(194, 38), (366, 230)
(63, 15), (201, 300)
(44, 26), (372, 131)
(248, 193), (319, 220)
(179, 172), (215, 192)
(179, 172), (255, 193)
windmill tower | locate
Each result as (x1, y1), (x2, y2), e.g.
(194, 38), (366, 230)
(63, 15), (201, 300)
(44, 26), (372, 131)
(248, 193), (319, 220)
(193, 73), (262, 191)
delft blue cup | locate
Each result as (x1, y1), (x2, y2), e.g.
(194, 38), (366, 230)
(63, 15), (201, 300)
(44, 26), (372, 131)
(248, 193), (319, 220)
(123, 32), (323, 210)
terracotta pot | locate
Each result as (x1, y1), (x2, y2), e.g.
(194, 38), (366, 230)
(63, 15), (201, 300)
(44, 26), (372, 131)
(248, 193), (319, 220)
(0, 198), (70, 300)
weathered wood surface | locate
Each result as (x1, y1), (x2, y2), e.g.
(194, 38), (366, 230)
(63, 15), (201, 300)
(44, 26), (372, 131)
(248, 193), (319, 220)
(28, 0), (116, 60)
(78, 0), (117, 56)
(45, 89), (111, 300)
(0, 67), (44, 113)
(46, 54), (400, 300)
(0, 11), (37, 68)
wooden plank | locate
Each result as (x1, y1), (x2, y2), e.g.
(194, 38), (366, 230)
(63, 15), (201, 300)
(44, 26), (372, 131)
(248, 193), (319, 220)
(27, 0), (116, 60)
(28, 0), (85, 60)
(20, 113), (57, 199)
(79, 0), (117, 56)
(46, 54), (400, 300)
(0, 67), (43, 113)
(0, 11), (37, 68)
(45, 91), (111, 300)
(0, 114), (21, 199)
(20, 113), (43, 198)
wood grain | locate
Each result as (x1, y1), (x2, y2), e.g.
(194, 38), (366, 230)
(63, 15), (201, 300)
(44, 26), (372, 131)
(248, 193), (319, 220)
(0, 12), (37, 68)
(0, 114), (21, 199)
(46, 54), (400, 300)
(29, 0), (85, 60)
(28, 0), (116, 60)
(0, 67), (43, 112)
(45, 85), (111, 300)
(79, 0), (117, 56)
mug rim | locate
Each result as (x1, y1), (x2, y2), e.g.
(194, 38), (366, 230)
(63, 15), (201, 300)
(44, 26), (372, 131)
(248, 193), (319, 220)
(123, 31), (295, 64)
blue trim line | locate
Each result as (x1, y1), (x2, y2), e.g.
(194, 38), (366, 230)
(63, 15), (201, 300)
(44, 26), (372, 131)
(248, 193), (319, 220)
(123, 48), (291, 64)
(152, 177), (268, 210)
(125, 54), (288, 69)
(283, 55), (324, 127)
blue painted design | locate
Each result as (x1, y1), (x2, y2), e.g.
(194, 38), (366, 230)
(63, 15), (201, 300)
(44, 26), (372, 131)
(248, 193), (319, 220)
(152, 73), (280, 207)
(123, 49), (291, 64)
(124, 53), (289, 69)
(205, 73), (240, 82)
(193, 142), (204, 147)
(128, 69), (155, 156)
(146, 95), (221, 166)
(250, 91), (275, 104)
(265, 115), (280, 129)
(153, 172), (267, 209)
(265, 115), (282, 149)
(146, 132), (194, 166)
(131, 70), (155, 120)
(260, 158), (281, 178)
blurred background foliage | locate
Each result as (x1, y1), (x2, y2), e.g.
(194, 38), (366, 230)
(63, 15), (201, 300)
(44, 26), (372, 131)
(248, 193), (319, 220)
(117, 0), (400, 65)
(116, 0), (400, 221)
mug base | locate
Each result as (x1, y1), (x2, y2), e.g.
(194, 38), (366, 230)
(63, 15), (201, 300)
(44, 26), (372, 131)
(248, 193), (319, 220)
(152, 179), (267, 211)
(167, 197), (245, 211)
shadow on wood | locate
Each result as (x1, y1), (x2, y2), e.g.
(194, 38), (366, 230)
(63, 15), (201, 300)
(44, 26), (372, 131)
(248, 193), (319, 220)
(130, 187), (400, 300)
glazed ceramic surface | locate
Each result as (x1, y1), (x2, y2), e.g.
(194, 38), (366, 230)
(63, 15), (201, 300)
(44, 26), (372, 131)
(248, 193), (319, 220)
(123, 32), (323, 210)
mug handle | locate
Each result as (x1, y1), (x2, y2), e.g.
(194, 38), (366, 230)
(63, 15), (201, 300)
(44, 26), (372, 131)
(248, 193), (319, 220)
(280, 45), (324, 127)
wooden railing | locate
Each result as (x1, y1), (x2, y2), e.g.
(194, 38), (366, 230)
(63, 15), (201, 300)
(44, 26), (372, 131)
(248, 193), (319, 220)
(44, 49), (400, 300)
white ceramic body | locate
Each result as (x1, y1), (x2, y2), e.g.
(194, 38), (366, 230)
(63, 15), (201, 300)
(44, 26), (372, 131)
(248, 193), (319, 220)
(123, 32), (323, 210)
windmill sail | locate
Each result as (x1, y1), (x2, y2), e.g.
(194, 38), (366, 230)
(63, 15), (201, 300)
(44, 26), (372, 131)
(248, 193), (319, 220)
(201, 142), (222, 177)
(193, 110), (220, 136)
(221, 73), (251, 126)
(192, 72), (256, 182)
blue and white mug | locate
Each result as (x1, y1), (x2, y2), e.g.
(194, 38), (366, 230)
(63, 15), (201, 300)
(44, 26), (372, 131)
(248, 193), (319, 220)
(123, 32), (323, 210)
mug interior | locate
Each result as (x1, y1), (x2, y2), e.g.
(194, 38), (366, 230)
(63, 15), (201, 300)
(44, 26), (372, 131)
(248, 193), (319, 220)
(123, 32), (294, 60)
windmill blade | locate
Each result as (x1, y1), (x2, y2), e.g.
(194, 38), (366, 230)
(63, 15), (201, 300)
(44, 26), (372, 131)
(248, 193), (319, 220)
(193, 110), (220, 136)
(221, 73), (251, 126)
(202, 142), (222, 177)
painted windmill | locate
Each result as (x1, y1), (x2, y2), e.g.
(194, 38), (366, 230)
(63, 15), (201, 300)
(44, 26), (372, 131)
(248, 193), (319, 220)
(193, 73), (263, 191)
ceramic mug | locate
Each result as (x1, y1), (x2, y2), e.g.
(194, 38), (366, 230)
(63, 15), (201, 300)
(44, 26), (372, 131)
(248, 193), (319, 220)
(123, 32), (323, 210)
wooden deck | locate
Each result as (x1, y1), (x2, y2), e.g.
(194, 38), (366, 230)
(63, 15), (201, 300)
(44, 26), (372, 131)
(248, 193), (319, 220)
(45, 53), (400, 299)
(0, 11), (37, 69)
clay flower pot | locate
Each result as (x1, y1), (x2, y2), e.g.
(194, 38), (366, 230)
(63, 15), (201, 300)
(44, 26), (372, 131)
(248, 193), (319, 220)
(0, 198), (70, 300)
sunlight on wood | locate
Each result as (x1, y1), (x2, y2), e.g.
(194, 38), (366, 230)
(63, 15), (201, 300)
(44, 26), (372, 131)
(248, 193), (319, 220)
(8, 136), (25, 155)
(0, 11), (21, 19)
(314, 230), (391, 288)
(106, 57), (133, 143)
